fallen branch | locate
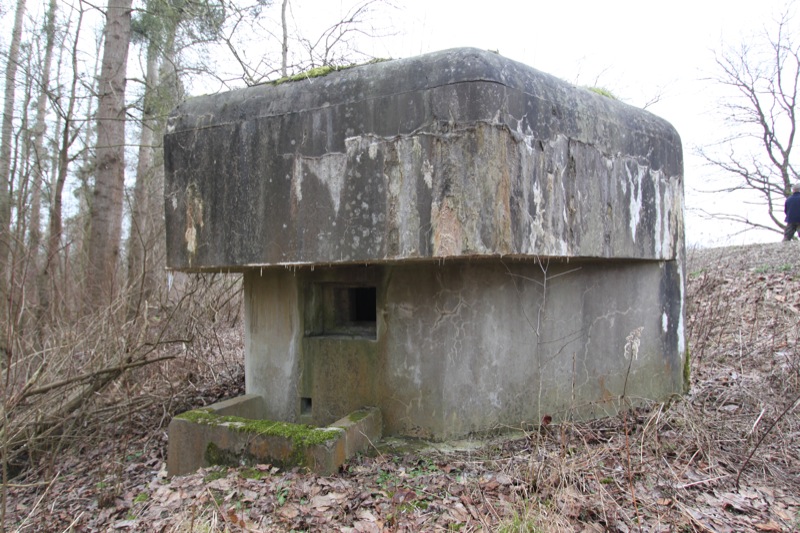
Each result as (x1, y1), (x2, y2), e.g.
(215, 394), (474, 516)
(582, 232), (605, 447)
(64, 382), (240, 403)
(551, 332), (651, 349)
(24, 354), (176, 397)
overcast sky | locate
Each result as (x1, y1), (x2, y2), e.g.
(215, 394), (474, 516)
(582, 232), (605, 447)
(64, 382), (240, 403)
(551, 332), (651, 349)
(290, 0), (795, 247)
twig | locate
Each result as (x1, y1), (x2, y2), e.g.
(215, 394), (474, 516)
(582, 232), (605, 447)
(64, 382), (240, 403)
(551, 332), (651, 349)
(677, 473), (730, 490)
(674, 500), (717, 533)
(60, 510), (84, 533)
(735, 391), (800, 487)
(24, 354), (176, 397)
(749, 408), (766, 436)
(620, 327), (644, 532)
(359, 429), (385, 462)
(678, 448), (701, 480)
(16, 471), (61, 531)
(206, 486), (226, 522)
(2, 480), (57, 488)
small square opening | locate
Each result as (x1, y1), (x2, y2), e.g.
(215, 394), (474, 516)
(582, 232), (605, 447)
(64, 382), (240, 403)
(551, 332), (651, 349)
(310, 284), (377, 339)
(300, 397), (313, 415)
(338, 287), (376, 324)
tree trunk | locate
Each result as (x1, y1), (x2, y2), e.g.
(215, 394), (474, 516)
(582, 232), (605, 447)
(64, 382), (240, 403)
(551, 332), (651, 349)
(281, 0), (289, 77)
(0, 0), (27, 354)
(37, 4), (89, 325)
(30, 0), (58, 322)
(126, 42), (159, 317)
(85, 0), (133, 311)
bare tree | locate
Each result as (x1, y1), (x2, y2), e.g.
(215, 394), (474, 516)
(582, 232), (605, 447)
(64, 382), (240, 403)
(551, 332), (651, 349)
(0, 0), (27, 355)
(39, 1), (91, 325)
(281, 0), (289, 77)
(126, 3), (164, 316)
(217, 0), (393, 86)
(295, 0), (387, 69)
(700, 4), (799, 234)
(85, 0), (134, 310)
(126, 0), (224, 316)
(29, 0), (58, 318)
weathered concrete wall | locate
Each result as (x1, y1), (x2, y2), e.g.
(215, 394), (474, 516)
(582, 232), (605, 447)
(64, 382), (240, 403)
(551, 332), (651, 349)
(243, 269), (302, 421)
(165, 48), (686, 441)
(243, 258), (684, 440)
(164, 48), (683, 270)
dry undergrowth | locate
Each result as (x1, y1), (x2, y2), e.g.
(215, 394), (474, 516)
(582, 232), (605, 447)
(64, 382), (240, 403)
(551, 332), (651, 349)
(3, 243), (800, 532)
(0, 273), (245, 523)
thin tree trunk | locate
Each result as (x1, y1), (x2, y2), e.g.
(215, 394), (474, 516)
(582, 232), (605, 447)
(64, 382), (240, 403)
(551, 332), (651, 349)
(0, 0), (27, 355)
(85, 0), (133, 311)
(30, 0), (58, 319)
(0, 0), (26, 523)
(126, 42), (159, 317)
(281, 0), (289, 77)
(40, 4), (89, 324)
(72, 59), (101, 314)
(9, 52), (35, 340)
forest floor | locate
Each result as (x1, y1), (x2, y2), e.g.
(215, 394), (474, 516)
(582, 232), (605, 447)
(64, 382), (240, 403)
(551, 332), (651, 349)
(4, 242), (800, 532)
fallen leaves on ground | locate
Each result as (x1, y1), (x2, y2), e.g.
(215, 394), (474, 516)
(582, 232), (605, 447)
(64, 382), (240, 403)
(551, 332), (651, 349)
(4, 243), (800, 532)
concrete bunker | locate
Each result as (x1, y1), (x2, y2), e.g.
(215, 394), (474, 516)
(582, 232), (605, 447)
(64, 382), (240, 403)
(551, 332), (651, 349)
(164, 48), (685, 472)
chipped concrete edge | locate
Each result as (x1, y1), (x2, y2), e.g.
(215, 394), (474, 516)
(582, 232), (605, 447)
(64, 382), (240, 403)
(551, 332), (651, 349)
(167, 398), (382, 477)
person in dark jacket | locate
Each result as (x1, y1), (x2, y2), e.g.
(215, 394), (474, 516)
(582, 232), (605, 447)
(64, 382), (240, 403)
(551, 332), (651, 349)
(783, 183), (800, 241)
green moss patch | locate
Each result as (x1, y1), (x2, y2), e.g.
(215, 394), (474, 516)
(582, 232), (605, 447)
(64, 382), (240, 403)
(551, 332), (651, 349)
(273, 65), (340, 84)
(683, 346), (691, 394)
(176, 409), (341, 447)
(347, 409), (370, 423)
(205, 442), (241, 467)
(586, 86), (617, 99)
(239, 467), (269, 480)
(203, 466), (228, 482)
(270, 58), (390, 85)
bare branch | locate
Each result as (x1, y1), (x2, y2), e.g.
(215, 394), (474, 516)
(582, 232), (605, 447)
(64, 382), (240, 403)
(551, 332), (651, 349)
(702, 4), (800, 233)
(693, 207), (784, 234)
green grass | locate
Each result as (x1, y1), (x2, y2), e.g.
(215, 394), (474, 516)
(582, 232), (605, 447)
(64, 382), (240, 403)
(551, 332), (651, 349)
(689, 268), (706, 278)
(496, 508), (543, 533)
(203, 467), (227, 483)
(754, 263), (793, 274)
(586, 86), (617, 99)
(270, 58), (390, 85)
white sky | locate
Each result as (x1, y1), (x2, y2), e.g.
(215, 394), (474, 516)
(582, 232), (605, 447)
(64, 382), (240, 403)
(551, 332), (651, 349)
(294, 0), (795, 247)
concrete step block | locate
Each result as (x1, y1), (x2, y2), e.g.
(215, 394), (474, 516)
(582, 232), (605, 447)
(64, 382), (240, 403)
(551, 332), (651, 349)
(167, 398), (382, 477)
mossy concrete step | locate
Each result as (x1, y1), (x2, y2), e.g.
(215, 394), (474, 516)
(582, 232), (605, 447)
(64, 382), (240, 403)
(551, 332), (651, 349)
(167, 395), (382, 476)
